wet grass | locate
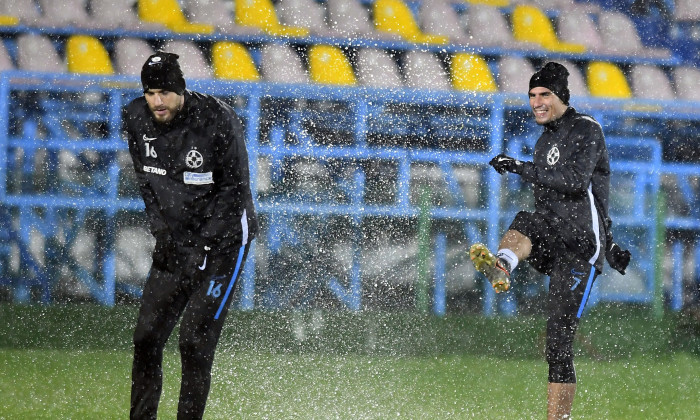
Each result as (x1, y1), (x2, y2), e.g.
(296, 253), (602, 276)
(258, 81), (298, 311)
(0, 302), (698, 418)
(0, 349), (698, 419)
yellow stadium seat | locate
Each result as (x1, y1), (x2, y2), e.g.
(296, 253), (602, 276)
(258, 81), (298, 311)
(308, 45), (356, 86)
(586, 61), (632, 99)
(234, 0), (309, 37)
(511, 5), (585, 54)
(373, 0), (448, 44)
(212, 42), (260, 81)
(65, 35), (114, 75)
(450, 53), (498, 92)
(138, 0), (214, 34)
(0, 15), (19, 26)
(465, 0), (510, 6)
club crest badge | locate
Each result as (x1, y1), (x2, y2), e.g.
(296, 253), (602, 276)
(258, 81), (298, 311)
(547, 146), (560, 165)
(185, 149), (203, 169)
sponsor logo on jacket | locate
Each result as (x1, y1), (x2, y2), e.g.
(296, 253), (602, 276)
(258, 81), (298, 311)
(143, 165), (166, 175)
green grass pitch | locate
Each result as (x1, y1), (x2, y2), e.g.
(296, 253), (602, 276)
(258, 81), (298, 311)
(1, 303), (699, 418)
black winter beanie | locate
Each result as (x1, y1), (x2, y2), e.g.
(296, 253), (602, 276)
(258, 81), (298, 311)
(529, 62), (570, 105)
(141, 52), (186, 95)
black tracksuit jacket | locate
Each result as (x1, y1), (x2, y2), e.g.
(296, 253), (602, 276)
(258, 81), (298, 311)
(125, 90), (258, 253)
(518, 107), (611, 271)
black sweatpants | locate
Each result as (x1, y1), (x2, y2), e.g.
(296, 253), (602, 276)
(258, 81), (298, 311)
(510, 211), (599, 383)
(130, 242), (250, 420)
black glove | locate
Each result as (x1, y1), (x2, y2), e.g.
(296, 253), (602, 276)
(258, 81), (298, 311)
(606, 242), (631, 275)
(489, 154), (524, 175)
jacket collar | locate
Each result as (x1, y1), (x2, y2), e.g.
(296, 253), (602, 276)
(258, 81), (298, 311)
(544, 106), (576, 132)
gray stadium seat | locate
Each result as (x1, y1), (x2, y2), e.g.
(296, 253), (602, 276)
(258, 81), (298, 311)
(631, 64), (675, 100)
(16, 33), (66, 73)
(356, 48), (403, 88)
(260, 44), (309, 84)
(161, 40), (213, 80)
(114, 38), (156, 75)
(419, 0), (469, 45)
(496, 56), (535, 94)
(277, 0), (337, 36)
(403, 51), (451, 90)
(674, 66), (700, 102)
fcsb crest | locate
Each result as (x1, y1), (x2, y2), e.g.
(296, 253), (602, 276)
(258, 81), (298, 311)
(547, 146), (560, 165)
(185, 149), (204, 169)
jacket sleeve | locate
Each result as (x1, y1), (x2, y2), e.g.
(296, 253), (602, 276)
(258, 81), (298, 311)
(519, 120), (605, 195)
(197, 111), (253, 247)
(124, 117), (169, 236)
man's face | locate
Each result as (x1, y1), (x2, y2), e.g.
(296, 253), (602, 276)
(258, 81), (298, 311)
(529, 87), (568, 125)
(144, 89), (183, 124)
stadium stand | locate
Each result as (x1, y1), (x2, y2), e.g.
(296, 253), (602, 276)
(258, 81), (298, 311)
(137, 0), (214, 34)
(449, 53), (498, 92)
(403, 50), (451, 90)
(356, 48), (404, 88)
(586, 61), (632, 98)
(65, 35), (114, 75)
(373, 0), (449, 44)
(113, 38), (156, 75)
(0, 0), (698, 314)
(234, 0), (309, 37)
(211, 41), (260, 81)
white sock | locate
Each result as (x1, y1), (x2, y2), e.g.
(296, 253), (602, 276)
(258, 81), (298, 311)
(497, 248), (518, 272)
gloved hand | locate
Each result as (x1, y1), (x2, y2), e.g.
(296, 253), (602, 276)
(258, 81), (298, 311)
(606, 242), (631, 275)
(489, 154), (524, 175)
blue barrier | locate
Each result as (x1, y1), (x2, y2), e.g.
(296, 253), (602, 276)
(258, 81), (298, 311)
(1, 71), (700, 315)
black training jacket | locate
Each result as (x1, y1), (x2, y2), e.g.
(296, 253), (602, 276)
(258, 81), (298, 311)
(518, 107), (611, 271)
(125, 90), (258, 252)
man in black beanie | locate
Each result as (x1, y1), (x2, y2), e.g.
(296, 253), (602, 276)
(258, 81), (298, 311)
(469, 62), (630, 419)
(124, 51), (258, 419)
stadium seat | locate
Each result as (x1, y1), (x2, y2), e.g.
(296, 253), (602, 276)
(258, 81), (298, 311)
(598, 10), (670, 58)
(0, 15), (19, 26)
(403, 51), (451, 90)
(16, 34), (66, 73)
(450, 53), (498, 92)
(674, 0), (700, 21)
(557, 10), (604, 53)
(260, 44), (309, 84)
(327, 0), (374, 38)
(114, 38), (156, 75)
(90, 0), (166, 31)
(308, 45), (356, 86)
(496, 56), (535, 94)
(586, 61), (632, 99)
(211, 42), (260, 81)
(373, 0), (449, 44)
(277, 0), (335, 36)
(465, 0), (509, 6)
(234, 0), (309, 37)
(37, 0), (97, 29)
(630, 65), (674, 101)
(356, 48), (403, 88)
(0, 40), (14, 71)
(461, 4), (537, 50)
(511, 5), (586, 53)
(419, 0), (469, 44)
(0, 0), (42, 26)
(65, 35), (114, 75)
(673, 66), (700, 102)
(182, 0), (233, 33)
(161, 40), (213, 79)
(138, 0), (214, 34)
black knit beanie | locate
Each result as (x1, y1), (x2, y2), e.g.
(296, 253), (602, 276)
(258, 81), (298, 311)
(529, 62), (570, 105)
(141, 52), (186, 95)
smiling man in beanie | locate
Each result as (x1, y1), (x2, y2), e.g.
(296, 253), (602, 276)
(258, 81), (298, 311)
(469, 62), (630, 419)
(124, 51), (258, 419)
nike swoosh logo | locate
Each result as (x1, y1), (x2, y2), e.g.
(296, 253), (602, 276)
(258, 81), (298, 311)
(497, 157), (508, 162)
(142, 134), (157, 141)
(198, 255), (207, 271)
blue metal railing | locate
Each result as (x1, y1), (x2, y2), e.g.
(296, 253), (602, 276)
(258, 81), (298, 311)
(1, 71), (699, 314)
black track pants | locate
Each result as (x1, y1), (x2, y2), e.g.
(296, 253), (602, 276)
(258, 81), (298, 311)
(130, 243), (250, 420)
